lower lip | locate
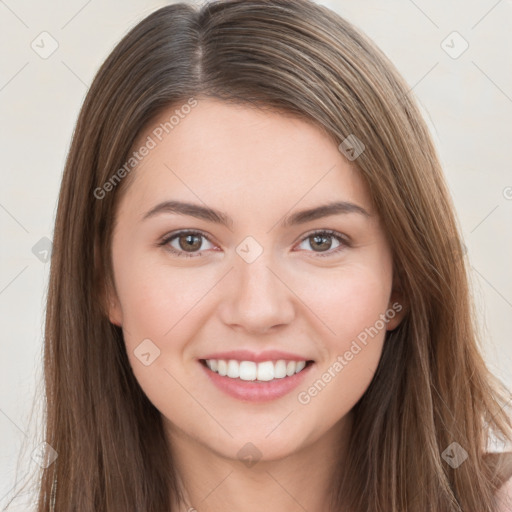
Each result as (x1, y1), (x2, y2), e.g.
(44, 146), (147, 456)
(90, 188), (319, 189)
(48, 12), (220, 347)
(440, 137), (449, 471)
(199, 361), (314, 402)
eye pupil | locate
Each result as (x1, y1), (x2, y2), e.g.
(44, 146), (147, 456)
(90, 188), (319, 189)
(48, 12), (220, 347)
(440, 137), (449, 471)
(311, 234), (331, 251)
(180, 234), (202, 252)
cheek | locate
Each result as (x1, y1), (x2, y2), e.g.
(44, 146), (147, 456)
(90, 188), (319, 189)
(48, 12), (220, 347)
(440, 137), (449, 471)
(115, 258), (213, 415)
(114, 251), (213, 346)
(299, 261), (393, 344)
(293, 261), (393, 421)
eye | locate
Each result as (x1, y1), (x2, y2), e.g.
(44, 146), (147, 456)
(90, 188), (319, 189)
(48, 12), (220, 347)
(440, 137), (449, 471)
(295, 230), (349, 257)
(158, 229), (350, 259)
(159, 230), (216, 258)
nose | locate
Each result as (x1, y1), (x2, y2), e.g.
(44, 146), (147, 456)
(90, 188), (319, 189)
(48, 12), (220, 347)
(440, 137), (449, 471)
(217, 254), (296, 335)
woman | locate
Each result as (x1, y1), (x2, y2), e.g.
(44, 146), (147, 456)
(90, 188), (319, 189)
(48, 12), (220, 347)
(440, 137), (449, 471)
(18, 0), (512, 510)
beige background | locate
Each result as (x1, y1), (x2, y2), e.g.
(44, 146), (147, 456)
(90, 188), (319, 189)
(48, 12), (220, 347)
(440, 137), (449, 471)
(1, 0), (511, 507)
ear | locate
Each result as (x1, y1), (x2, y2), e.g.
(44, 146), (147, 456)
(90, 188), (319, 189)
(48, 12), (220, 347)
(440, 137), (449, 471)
(95, 238), (123, 327)
(385, 269), (407, 331)
(106, 285), (123, 327)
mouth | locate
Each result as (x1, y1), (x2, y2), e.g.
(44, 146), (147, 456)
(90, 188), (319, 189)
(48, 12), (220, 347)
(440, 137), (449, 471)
(198, 358), (315, 402)
(199, 358), (314, 382)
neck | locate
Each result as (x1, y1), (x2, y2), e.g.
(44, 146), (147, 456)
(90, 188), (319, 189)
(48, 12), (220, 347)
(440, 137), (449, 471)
(167, 411), (353, 512)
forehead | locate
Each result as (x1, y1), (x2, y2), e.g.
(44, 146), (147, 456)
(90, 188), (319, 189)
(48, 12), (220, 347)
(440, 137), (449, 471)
(120, 98), (373, 218)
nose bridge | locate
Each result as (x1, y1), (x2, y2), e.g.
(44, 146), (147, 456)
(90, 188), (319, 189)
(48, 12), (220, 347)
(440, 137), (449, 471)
(237, 253), (276, 298)
(221, 244), (295, 332)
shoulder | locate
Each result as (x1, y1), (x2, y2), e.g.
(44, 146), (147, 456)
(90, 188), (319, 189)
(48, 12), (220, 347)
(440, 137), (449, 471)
(496, 474), (512, 512)
(485, 451), (512, 512)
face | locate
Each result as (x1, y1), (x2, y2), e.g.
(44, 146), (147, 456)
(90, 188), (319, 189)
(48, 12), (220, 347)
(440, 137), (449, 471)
(107, 98), (404, 462)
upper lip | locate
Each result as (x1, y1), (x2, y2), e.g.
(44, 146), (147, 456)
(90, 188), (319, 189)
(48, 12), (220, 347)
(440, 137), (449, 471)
(200, 350), (312, 363)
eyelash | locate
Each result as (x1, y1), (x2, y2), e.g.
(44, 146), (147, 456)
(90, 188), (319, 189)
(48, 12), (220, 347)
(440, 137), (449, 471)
(157, 229), (350, 259)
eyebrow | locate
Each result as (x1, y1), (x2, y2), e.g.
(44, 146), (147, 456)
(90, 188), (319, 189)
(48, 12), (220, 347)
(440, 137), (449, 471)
(141, 199), (370, 228)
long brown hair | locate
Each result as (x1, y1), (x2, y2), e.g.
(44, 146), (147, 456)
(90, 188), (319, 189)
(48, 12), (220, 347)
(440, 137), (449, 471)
(12, 0), (512, 510)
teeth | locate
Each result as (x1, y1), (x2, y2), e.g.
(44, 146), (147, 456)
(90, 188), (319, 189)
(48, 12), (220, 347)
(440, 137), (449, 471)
(286, 360), (297, 376)
(239, 361), (257, 381)
(217, 359), (227, 376)
(204, 359), (309, 381)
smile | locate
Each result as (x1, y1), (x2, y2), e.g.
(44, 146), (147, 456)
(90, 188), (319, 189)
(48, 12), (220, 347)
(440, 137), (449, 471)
(199, 358), (315, 402)
(202, 358), (309, 381)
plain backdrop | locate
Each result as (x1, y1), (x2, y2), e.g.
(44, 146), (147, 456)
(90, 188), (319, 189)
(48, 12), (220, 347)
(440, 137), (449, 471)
(1, 0), (511, 507)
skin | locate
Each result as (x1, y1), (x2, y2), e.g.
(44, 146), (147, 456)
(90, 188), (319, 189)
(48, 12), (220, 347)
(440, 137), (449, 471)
(497, 478), (512, 512)
(107, 98), (405, 512)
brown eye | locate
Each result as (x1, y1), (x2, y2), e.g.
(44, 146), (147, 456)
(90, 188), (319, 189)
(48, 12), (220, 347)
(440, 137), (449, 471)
(295, 230), (348, 257)
(177, 233), (203, 252)
(309, 234), (333, 252)
(160, 230), (215, 258)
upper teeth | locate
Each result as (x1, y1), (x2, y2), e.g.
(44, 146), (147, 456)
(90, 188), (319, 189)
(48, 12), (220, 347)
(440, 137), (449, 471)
(205, 359), (307, 381)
